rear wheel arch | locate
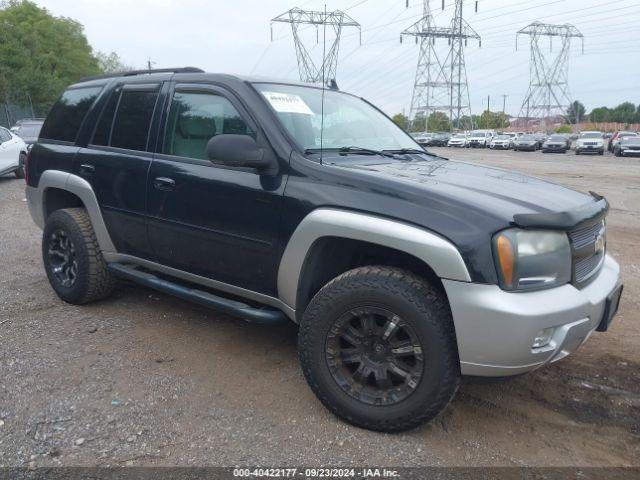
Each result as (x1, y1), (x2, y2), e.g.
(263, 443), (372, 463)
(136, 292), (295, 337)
(34, 170), (116, 254)
(43, 187), (85, 220)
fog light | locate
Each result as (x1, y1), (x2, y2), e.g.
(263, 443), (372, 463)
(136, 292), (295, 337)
(532, 327), (555, 349)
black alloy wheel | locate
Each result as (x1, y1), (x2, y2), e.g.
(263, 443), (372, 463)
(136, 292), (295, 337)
(47, 229), (78, 288)
(325, 306), (424, 406)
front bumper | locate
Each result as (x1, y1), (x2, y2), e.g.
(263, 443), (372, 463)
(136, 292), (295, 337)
(576, 145), (604, 153)
(443, 254), (621, 376)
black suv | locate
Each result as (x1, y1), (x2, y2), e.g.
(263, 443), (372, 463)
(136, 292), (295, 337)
(26, 68), (622, 432)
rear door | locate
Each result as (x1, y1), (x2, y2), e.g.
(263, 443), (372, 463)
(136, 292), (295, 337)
(75, 82), (163, 259)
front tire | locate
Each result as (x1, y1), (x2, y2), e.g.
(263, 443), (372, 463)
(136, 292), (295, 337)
(14, 153), (26, 179)
(42, 208), (116, 304)
(298, 266), (460, 432)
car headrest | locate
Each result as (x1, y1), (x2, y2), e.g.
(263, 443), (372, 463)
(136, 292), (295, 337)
(178, 114), (216, 139)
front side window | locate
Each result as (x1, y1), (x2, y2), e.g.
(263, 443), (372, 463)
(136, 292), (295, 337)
(163, 91), (252, 160)
(40, 86), (102, 142)
(254, 83), (418, 152)
(110, 89), (159, 151)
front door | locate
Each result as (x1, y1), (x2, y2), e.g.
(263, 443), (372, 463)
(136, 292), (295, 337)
(146, 84), (286, 296)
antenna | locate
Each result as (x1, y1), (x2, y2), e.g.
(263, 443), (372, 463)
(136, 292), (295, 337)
(320, 4), (327, 165)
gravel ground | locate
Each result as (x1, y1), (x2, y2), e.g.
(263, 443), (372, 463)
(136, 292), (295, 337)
(0, 147), (638, 468)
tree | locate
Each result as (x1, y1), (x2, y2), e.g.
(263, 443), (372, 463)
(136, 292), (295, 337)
(0, 1), (101, 117)
(391, 113), (409, 131)
(410, 112), (426, 132)
(476, 110), (509, 129)
(589, 107), (610, 123)
(426, 111), (451, 132)
(555, 124), (572, 134)
(95, 51), (131, 73)
(566, 101), (586, 124)
(612, 102), (637, 125)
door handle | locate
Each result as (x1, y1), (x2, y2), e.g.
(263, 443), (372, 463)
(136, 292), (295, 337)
(79, 164), (95, 176)
(153, 177), (175, 191)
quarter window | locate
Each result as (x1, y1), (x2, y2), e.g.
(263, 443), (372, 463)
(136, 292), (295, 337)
(163, 91), (252, 160)
(40, 86), (102, 142)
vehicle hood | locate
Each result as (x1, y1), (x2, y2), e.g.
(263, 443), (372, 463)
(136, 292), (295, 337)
(324, 155), (592, 221)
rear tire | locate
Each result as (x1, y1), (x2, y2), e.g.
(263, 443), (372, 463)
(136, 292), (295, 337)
(298, 266), (460, 432)
(42, 208), (116, 304)
(14, 153), (26, 179)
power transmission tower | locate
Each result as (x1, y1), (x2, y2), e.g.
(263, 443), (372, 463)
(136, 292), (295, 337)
(271, 8), (361, 83)
(401, 1), (480, 131)
(516, 22), (584, 132)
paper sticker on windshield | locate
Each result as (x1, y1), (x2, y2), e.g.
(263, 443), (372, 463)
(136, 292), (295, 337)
(261, 91), (314, 115)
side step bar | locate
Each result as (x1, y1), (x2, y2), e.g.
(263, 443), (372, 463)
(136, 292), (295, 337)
(107, 263), (286, 324)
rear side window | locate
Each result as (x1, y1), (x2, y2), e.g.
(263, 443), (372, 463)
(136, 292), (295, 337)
(110, 89), (159, 151)
(40, 86), (102, 142)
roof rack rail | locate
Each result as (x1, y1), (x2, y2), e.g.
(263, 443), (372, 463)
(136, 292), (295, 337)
(79, 67), (204, 82)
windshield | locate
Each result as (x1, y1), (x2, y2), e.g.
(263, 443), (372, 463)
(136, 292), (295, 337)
(16, 123), (43, 138)
(471, 131), (487, 137)
(520, 135), (535, 140)
(548, 136), (565, 141)
(495, 135), (510, 140)
(254, 83), (418, 152)
(453, 134), (466, 138)
(580, 132), (602, 139)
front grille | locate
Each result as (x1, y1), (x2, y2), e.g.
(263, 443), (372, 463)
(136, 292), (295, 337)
(574, 251), (605, 284)
(569, 220), (606, 286)
(583, 141), (599, 146)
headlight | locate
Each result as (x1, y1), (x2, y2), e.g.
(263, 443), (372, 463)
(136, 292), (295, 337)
(493, 229), (571, 291)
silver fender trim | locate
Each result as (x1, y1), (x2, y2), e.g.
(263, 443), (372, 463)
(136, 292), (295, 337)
(277, 208), (472, 309)
(27, 170), (116, 253)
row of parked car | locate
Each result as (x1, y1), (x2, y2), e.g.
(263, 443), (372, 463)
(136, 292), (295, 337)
(0, 118), (44, 178)
(411, 129), (640, 156)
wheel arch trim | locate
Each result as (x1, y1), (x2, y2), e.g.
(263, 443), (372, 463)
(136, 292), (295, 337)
(27, 170), (116, 253)
(277, 208), (472, 309)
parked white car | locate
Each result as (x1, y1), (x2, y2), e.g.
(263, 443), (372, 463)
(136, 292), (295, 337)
(0, 126), (28, 178)
(467, 130), (495, 148)
(575, 131), (604, 156)
(490, 134), (513, 150)
(447, 133), (468, 147)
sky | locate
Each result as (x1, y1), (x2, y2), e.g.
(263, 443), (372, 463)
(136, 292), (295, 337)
(35, 0), (640, 118)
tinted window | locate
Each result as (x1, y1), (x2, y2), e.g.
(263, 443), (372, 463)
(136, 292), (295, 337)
(110, 89), (159, 151)
(40, 86), (102, 142)
(163, 91), (252, 160)
(91, 88), (121, 146)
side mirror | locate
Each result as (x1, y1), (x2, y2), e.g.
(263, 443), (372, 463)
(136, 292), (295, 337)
(206, 134), (273, 172)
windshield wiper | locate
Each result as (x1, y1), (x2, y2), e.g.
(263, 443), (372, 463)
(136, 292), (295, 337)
(338, 146), (396, 157)
(385, 148), (449, 160)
